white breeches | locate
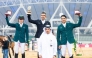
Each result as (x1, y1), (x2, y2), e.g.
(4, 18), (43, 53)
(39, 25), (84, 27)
(14, 41), (25, 54)
(36, 38), (40, 52)
(61, 41), (73, 57)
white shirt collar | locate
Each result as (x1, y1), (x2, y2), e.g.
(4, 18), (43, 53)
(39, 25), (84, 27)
(41, 20), (45, 24)
(19, 23), (23, 27)
(62, 23), (66, 27)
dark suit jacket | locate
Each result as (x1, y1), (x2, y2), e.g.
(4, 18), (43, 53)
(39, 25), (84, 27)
(27, 15), (51, 38)
(6, 16), (29, 43)
(57, 16), (82, 45)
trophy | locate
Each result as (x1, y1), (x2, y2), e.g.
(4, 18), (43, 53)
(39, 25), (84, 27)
(27, 6), (31, 14)
(5, 10), (12, 16)
(75, 10), (80, 15)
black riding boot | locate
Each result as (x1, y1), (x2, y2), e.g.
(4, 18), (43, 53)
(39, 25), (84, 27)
(22, 53), (25, 58)
(15, 53), (18, 58)
(70, 55), (73, 58)
(38, 52), (39, 58)
(61, 56), (65, 58)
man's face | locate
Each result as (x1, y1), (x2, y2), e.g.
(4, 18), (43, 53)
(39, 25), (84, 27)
(41, 13), (46, 20)
(45, 28), (51, 34)
(61, 16), (67, 23)
(18, 19), (24, 24)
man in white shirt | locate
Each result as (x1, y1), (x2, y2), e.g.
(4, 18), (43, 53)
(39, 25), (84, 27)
(27, 11), (51, 58)
(38, 24), (57, 58)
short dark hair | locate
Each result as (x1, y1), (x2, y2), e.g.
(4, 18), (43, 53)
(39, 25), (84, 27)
(41, 11), (46, 14)
(61, 15), (67, 18)
(18, 15), (24, 20)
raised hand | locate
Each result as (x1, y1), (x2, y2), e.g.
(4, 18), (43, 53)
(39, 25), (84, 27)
(5, 10), (12, 16)
(27, 6), (31, 15)
(75, 10), (82, 16)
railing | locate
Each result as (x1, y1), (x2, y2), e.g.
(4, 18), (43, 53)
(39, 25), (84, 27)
(0, 0), (91, 8)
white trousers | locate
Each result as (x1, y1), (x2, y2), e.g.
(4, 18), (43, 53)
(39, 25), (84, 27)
(14, 41), (25, 54)
(36, 38), (40, 52)
(61, 41), (73, 57)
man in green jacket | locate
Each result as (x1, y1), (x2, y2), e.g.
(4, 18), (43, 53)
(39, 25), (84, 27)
(5, 12), (29, 58)
(57, 12), (82, 58)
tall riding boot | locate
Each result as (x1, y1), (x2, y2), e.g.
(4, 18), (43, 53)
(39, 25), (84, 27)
(61, 56), (65, 58)
(22, 53), (25, 58)
(38, 52), (39, 58)
(70, 55), (73, 58)
(15, 53), (18, 58)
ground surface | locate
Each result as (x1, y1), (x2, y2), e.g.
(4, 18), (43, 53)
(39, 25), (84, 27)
(0, 46), (92, 58)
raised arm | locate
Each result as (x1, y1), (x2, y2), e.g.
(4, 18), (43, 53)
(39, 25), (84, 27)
(6, 16), (16, 27)
(72, 14), (82, 28)
(27, 14), (38, 24)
